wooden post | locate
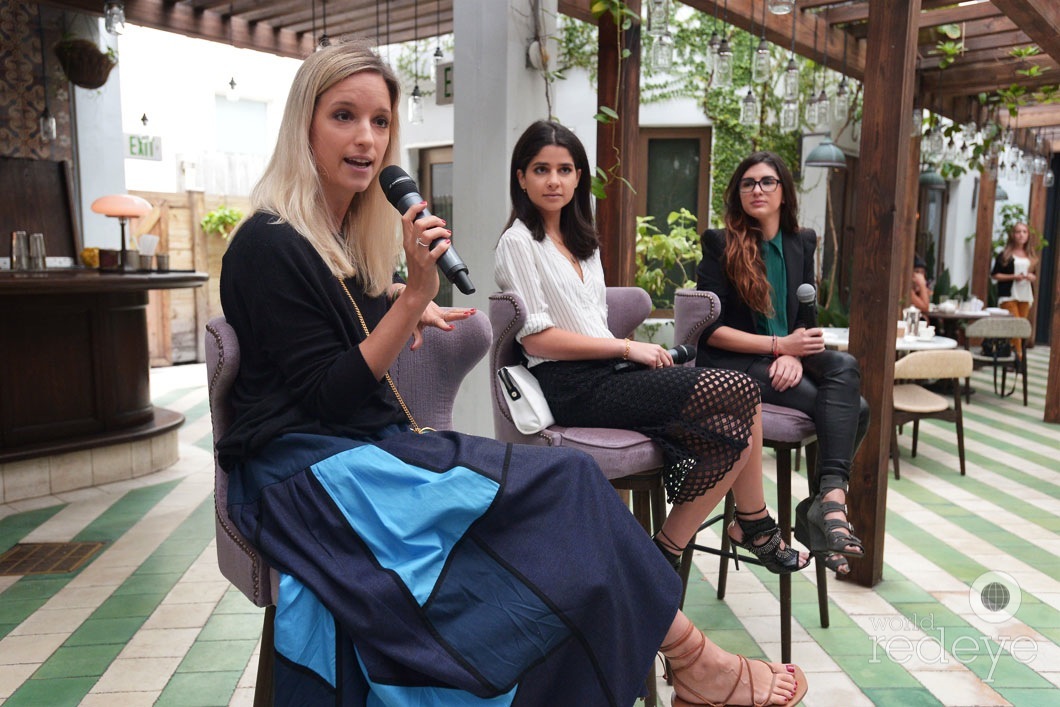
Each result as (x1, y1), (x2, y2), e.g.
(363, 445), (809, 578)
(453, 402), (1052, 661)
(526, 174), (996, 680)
(595, 1), (641, 288)
(189, 190), (209, 363)
(1046, 223), (1060, 422)
(848, 0), (922, 588)
(1027, 172), (1047, 343)
(971, 170), (997, 307)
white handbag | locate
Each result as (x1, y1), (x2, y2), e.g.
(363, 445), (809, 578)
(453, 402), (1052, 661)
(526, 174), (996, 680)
(496, 364), (555, 434)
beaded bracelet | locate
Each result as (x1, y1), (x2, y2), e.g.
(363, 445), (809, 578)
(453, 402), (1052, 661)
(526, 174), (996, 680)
(771, 334), (779, 358)
(623, 338), (631, 360)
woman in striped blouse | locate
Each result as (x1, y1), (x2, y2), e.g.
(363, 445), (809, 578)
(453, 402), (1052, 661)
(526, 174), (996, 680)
(494, 120), (809, 584)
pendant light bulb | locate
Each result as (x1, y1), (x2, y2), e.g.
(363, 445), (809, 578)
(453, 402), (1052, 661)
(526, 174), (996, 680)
(650, 32), (674, 71)
(782, 57), (799, 100)
(104, 1), (125, 36)
(714, 38), (733, 88)
(780, 99), (798, 131)
(739, 89), (759, 127)
(39, 108), (56, 143)
(226, 76), (239, 102)
(767, 0), (795, 14)
(408, 85), (424, 125)
(833, 79), (849, 122)
(752, 39), (771, 84)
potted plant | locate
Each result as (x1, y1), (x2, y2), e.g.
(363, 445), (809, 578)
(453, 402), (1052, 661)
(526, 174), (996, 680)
(633, 208), (701, 344)
(53, 37), (117, 89)
(200, 205), (244, 240)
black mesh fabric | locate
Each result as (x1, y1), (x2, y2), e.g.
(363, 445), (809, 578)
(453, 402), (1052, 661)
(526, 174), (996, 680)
(533, 360), (760, 504)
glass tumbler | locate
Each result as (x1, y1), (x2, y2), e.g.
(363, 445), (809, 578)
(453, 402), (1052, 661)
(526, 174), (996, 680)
(10, 231), (29, 271)
(28, 232), (47, 270)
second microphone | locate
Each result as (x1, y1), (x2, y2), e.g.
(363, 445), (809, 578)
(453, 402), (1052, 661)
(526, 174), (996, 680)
(379, 165), (475, 295)
(613, 344), (697, 372)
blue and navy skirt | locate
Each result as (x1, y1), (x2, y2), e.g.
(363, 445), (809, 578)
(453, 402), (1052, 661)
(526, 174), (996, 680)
(227, 429), (681, 706)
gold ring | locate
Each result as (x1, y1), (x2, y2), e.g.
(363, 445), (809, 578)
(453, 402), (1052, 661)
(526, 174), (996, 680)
(416, 238), (430, 248)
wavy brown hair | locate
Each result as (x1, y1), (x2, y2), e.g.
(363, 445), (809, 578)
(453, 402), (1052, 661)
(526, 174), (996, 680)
(998, 221), (1039, 268)
(722, 151), (800, 315)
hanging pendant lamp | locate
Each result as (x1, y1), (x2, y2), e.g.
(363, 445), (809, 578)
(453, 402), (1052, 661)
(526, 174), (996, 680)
(805, 137), (846, 169)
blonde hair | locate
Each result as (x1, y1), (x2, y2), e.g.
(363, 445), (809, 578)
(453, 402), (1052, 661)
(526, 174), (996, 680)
(249, 40), (402, 296)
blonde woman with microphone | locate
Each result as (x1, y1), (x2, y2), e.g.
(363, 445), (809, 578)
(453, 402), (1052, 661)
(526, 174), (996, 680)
(696, 151), (870, 577)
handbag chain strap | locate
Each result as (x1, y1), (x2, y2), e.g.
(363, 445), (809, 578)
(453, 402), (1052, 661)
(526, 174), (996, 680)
(338, 278), (426, 434)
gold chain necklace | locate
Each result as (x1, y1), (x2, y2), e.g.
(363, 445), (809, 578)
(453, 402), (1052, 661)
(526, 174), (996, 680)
(337, 278), (429, 434)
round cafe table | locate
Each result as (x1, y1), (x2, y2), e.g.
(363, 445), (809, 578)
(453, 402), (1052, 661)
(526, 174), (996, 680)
(821, 327), (957, 352)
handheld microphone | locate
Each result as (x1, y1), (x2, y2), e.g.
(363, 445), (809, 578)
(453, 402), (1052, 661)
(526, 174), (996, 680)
(795, 283), (818, 329)
(614, 344), (698, 372)
(379, 165), (475, 295)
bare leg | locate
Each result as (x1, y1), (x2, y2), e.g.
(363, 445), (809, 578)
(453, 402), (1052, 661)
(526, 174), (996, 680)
(661, 610), (802, 706)
(656, 409), (808, 567)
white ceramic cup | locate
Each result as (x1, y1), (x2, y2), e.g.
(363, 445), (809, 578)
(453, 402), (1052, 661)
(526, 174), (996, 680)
(919, 326), (936, 340)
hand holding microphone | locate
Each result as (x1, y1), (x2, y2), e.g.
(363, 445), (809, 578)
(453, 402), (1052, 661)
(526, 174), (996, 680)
(379, 165), (475, 295)
(782, 283), (824, 356)
(614, 344), (697, 372)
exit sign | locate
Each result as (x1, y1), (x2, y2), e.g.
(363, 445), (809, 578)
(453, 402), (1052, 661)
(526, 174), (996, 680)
(436, 61), (453, 105)
(125, 134), (162, 161)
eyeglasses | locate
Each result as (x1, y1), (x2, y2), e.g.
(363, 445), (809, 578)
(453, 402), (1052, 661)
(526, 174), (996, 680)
(738, 176), (781, 193)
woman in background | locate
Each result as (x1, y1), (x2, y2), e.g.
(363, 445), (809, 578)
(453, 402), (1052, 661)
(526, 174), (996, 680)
(696, 151), (870, 577)
(991, 221), (1037, 360)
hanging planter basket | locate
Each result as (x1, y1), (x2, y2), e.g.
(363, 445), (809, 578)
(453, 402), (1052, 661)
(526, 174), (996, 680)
(53, 38), (116, 89)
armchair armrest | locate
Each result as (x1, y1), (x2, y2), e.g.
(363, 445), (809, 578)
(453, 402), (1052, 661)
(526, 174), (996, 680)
(673, 289), (720, 354)
(605, 287), (653, 338)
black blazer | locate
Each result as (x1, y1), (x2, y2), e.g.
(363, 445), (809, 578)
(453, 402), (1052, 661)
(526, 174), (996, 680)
(695, 227), (817, 372)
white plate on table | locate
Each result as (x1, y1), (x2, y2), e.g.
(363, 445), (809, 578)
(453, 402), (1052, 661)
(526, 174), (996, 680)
(985, 307), (1009, 315)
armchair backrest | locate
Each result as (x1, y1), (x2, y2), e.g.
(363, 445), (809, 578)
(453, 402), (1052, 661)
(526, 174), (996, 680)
(488, 287), (652, 444)
(673, 289), (721, 366)
(894, 349), (974, 380)
(206, 310), (492, 608)
(964, 316), (1032, 342)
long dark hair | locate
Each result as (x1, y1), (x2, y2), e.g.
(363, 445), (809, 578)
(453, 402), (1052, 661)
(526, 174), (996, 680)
(504, 120), (599, 260)
(722, 151), (800, 315)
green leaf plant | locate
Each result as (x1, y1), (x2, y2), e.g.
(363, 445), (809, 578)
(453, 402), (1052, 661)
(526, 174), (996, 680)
(634, 208), (701, 310)
(200, 205), (244, 240)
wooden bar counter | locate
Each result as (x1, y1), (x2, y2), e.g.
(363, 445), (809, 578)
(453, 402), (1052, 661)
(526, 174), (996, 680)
(0, 269), (207, 472)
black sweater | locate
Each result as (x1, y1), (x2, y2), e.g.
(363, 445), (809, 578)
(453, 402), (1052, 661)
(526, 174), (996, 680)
(216, 211), (405, 470)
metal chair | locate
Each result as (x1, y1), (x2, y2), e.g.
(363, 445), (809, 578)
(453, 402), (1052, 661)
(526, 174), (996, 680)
(488, 286), (670, 706)
(963, 316), (1033, 406)
(672, 288), (830, 664)
(891, 349), (974, 479)
(205, 310), (492, 705)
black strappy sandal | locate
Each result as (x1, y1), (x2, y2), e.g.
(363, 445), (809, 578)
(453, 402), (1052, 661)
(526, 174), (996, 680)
(802, 477), (865, 559)
(653, 530), (685, 573)
(727, 505), (811, 575)
(794, 497), (851, 576)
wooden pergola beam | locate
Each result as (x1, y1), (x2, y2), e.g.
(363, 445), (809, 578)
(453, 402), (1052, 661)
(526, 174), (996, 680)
(920, 55), (1059, 97)
(39, 0), (315, 57)
(824, 0), (1001, 28)
(992, 0), (1060, 63)
(680, 0), (868, 80)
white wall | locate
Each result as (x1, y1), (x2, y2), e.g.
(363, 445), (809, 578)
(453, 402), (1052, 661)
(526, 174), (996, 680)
(115, 26), (300, 195)
(75, 22), (127, 251)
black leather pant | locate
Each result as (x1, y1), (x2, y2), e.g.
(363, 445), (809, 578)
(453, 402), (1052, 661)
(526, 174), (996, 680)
(745, 350), (870, 489)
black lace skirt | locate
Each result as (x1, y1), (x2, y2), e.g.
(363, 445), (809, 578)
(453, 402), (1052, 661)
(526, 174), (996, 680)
(532, 359), (760, 504)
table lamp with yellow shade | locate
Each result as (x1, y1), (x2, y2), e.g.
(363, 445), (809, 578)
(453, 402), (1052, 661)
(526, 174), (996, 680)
(90, 194), (151, 270)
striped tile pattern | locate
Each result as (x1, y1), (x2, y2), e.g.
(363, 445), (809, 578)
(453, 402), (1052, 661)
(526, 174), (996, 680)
(0, 348), (1057, 706)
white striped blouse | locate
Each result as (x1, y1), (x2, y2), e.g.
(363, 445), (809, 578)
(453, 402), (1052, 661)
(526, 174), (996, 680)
(494, 218), (612, 368)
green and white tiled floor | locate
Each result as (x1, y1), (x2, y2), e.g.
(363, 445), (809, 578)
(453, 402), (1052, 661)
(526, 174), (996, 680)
(1, 348), (1058, 706)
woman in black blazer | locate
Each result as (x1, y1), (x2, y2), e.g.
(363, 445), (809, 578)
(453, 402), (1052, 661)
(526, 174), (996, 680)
(696, 151), (870, 576)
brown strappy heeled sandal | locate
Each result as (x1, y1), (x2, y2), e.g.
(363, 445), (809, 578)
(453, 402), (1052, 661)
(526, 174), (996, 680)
(661, 622), (808, 707)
